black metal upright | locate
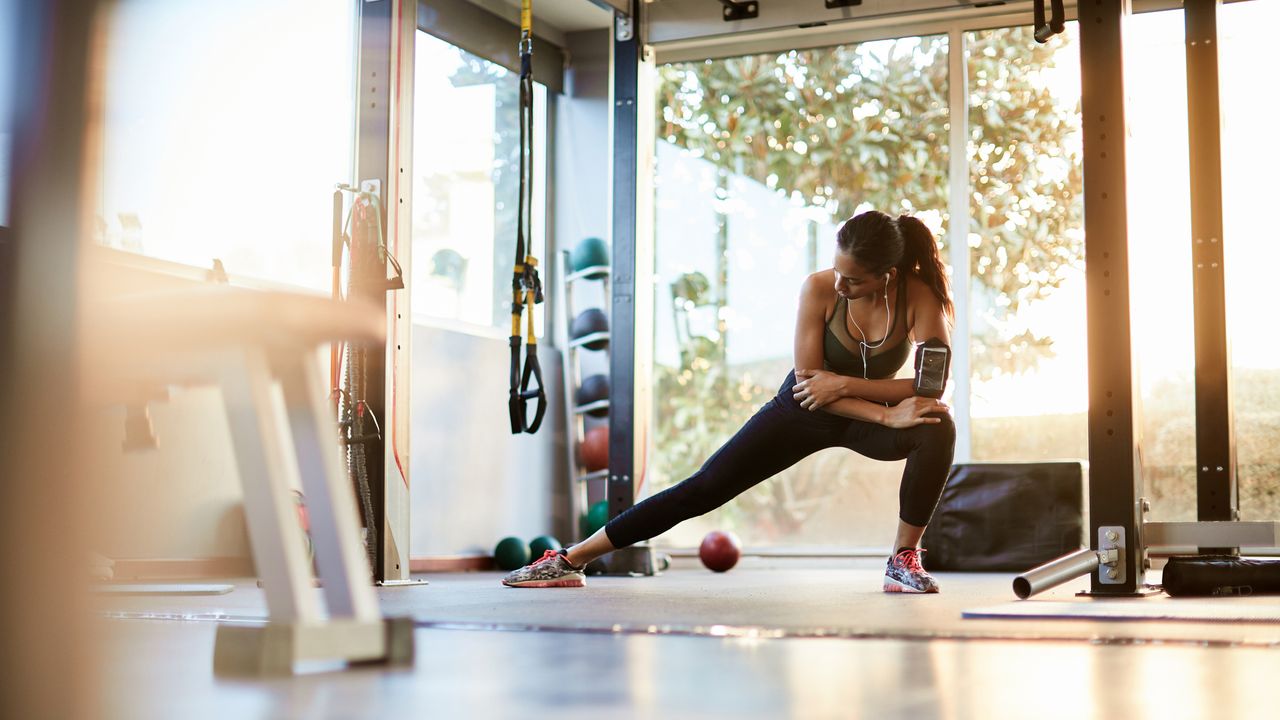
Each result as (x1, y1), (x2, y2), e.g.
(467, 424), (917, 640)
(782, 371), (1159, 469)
(608, 5), (640, 522)
(1080, 0), (1145, 595)
(602, 2), (657, 576)
(355, 0), (393, 582)
(1184, 0), (1237, 543)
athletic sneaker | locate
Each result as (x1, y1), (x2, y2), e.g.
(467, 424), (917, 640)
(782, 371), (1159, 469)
(883, 548), (940, 594)
(501, 549), (586, 588)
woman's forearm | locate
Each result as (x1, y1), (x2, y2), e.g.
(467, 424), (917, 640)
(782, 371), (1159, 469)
(822, 397), (889, 424)
(838, 376), (916, 403)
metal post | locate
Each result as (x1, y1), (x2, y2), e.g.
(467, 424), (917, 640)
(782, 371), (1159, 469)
(609, 7), (639, 521)
(1184, 0), (1236, 549)
(603, 3), (656, 575)
(354, 0), (393, 582)
(946, 27), (972, 462)
(1079, 0), (1145, 595)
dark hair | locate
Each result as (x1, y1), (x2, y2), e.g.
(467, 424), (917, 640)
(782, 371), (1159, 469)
(835, 210), (953, 318)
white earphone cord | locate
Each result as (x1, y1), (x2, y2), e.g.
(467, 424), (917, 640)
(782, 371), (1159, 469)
(846, 276), (892, 380)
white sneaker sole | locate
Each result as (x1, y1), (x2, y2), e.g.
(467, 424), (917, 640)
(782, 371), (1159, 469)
(503, 573), (586, 588)
(883, 577), (939, 594)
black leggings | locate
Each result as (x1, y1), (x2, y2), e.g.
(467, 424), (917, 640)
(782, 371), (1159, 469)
(604, 370), (955, 549)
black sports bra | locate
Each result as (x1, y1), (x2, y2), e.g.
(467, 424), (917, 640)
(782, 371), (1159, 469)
(822, 279), (910, 379)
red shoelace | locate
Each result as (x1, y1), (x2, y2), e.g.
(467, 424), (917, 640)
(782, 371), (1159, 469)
(532, 549), (560, 565)
(894, 548), (927, 573)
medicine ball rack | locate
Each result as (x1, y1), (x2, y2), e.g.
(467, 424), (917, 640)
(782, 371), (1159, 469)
(557, 248), (613, 541)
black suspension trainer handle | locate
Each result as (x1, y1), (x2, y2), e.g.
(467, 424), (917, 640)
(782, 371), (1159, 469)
(1033, 0), (1065, 43)
(509, 336), (524, 434)
(519, 343), (547, 434)
(518, 277), (547, 433)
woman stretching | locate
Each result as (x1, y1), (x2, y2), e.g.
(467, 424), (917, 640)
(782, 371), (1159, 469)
(504, 210), (956, 593)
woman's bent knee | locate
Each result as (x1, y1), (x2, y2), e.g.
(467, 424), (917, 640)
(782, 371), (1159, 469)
(912, 412), (955, 445)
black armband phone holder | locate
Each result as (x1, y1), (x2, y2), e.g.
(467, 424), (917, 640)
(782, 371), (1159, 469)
(913, 337), (951, 399)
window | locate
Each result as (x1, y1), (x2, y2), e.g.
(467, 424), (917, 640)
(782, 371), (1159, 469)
(652, 36), (951, 547)
(966, 5), (1280, 523)
(94, 0), (356, 291)
(1124, 10), (1196, 521)
(964, 24), (1087, 463)
(411, 31), (548, 335)
(1218, 0), (1280, 521)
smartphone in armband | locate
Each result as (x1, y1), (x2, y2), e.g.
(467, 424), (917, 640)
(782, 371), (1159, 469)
(913, 339), (951, 399)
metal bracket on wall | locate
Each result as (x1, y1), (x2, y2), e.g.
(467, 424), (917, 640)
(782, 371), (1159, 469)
(719, 0), (759, 22)
(615, 14), (633, 41)
(824, 0), (864, 8)
(1098, 525), (1126, 585)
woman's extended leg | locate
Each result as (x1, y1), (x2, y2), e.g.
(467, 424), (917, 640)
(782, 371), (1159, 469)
(502, 373), (847, 586)
(576, 392), (843, 564)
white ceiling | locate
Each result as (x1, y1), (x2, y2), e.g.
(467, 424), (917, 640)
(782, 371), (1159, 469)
(465, 0), (616, 36)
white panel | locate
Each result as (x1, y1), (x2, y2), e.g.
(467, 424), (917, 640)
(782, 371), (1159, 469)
(647, 0), (1047, 46)
(1145, 521), (1280, 549)
(91, 387), (250, 559)
(384, 0), (415, 584)
(409, 325), (566, 555)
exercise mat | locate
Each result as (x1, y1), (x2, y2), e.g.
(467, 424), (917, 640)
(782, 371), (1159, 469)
(964, 600), (1280, 623)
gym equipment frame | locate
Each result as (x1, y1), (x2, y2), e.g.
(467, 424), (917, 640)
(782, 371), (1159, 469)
(602, 0), (660, 575)
(352, 0), (416, 585)
(1016, 0), (1280, 599)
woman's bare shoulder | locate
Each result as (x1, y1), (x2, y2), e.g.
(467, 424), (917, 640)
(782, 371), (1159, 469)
(802, 269), (836, 296)
(800, 270), (837, 318)
(903, 273), (940, 308)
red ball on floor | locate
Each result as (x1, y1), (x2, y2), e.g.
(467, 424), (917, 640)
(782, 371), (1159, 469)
(699, 530), (741, 573)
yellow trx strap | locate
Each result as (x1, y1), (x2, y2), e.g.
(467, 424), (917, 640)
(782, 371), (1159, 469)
(509, 0), (546, 434)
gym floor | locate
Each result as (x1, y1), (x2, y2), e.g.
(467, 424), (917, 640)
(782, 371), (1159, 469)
(97, 557), (1280, 719)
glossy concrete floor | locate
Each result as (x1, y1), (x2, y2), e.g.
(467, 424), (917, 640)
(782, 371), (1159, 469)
(98, 559), (1280, 719)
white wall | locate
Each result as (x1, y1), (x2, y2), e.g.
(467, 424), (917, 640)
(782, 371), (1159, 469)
(87, 258), (251, 560)
(408, 326), (567, 555)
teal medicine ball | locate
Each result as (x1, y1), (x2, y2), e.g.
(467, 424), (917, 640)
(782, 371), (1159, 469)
(494, 536), (531, 571)
(529, 535), (561, 559)
(580, 501), (610, 537)
(571, 237), (610, 278)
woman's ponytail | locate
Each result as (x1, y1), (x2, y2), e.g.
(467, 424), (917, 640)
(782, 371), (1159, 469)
(896, 215), (954, 319)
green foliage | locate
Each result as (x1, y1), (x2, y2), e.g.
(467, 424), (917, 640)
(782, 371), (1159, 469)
(657, 29), (1083, 380)
(658, 38), (950, 227)
(966, 28), (1084, 375)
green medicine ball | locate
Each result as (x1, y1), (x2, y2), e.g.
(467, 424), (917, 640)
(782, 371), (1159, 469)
(580, 500), (610, 537)
(529, 535), (561, 559)
(571, 237), (610, 278)
(494, 536), (531, 571)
